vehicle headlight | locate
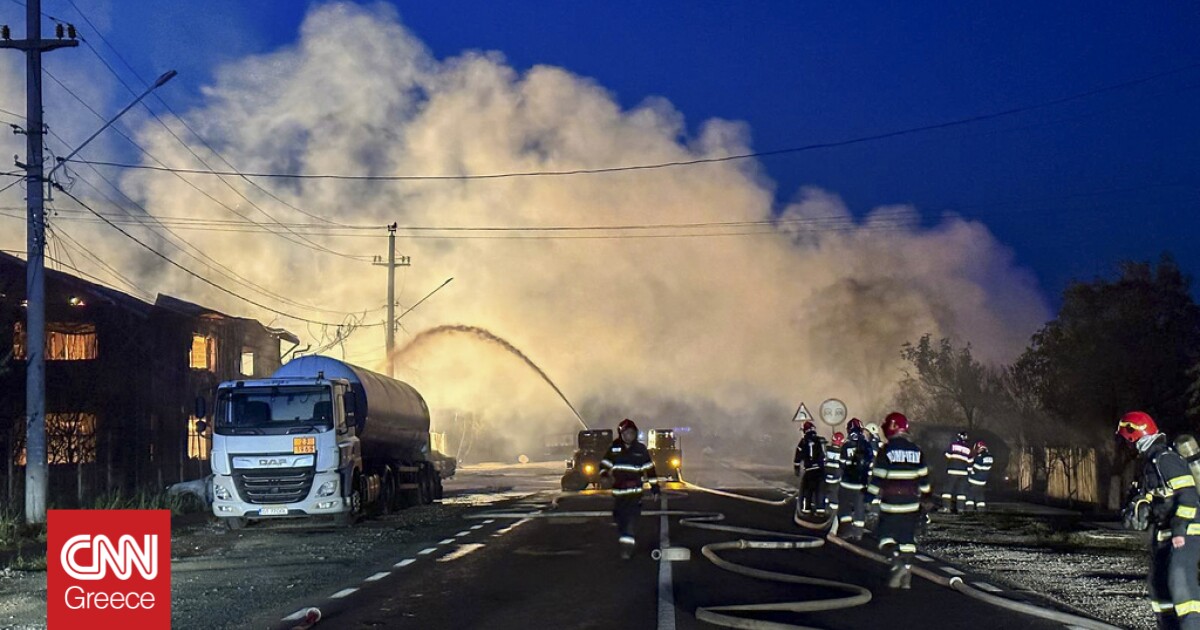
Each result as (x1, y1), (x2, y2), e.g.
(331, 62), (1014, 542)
(670, 458), (681, 468)
(213, 484), (231, 500)
(316, 480), (338, 497)
(584, 464), (595, 474)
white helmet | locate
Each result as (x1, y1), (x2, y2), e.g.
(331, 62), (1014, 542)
(865, 422), (880, 437)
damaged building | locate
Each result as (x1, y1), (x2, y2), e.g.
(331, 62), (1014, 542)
(0, 251), (298, 506)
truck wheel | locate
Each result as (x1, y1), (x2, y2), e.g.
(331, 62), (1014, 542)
(419, 468), (433, 505)
(561, 471), (587, 492)
(223, 517), (246, 531)
(378, 471), (396, 515)
(335, 476), (363, 527)
(433, 474), (444, 501)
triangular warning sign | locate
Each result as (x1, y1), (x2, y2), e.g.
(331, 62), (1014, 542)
(792, 402), (812, 423)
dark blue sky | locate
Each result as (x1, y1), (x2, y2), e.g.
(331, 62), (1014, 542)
(28, 1), (1200, 305)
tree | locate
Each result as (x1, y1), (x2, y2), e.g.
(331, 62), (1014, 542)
(899, 334), (989, 431)
(1017, 255), (1200, 508)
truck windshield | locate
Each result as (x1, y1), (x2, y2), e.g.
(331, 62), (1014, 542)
(216, 386), (334, 432)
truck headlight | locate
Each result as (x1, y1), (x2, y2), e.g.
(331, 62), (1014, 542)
(583, 464), (595, 475)
(670, 457), (681, 468)
(316, 480), (338, 497)
(214, 484), (231, 501)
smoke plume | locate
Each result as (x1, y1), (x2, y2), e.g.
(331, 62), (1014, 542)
(0, 3), (1049, 462)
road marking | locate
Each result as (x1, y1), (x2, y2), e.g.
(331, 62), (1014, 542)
(394, 558), (416, 568)
(915, 554), (934, 562)
(657, 492), (676, 630)
(330, 588), (359, 599)
(282, 609), (309, 622)
(483, 519), (495, 524)
(418, 547), (438, 555)
(364, 572), (391, 582)
(492, 517), (532, 537)
(974, 582), (1003, 593)
(438, 543), (486, 563)
(439, 538), (455, 545)
(941, 567), (966, 576)
(455, 530), (471, 537)
(470, 524), (484, 530)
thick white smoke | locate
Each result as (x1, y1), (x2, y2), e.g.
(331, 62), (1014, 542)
(0, 3), (1049, 461)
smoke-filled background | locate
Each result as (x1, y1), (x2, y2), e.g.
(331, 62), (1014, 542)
(0, 3), (1049, 463)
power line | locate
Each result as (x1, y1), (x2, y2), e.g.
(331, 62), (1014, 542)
(54, 185), (380, 327)
(40, 68), (371, 263)
(63, 61), (1200, 182)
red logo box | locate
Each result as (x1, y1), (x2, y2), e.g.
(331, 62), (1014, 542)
(48, 510), (171, 629)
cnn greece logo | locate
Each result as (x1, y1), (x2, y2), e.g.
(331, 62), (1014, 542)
(61, 534), (158, 580)
(48, 510), (171, 629)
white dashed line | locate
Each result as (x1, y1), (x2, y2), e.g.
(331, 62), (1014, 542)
(470, 524), (484, 530)
(394, 558), (416, 568)
(418, 547), (438, 555)
(437, 543), (485, 563)
(281, 609), (308, 622)
(330, 588), (359, 599)
(941, 567), (966, 576)
(915, 554), (934, 562)
(974, 582), (1003, 593)
(455, 530), (471, 537)
(365, 572), (391, 582)
(439, 538), (455, 545)
(483, 519), (495, 524)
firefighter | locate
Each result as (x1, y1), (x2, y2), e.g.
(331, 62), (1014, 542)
(837, 419), (872, 539)
(1117, 411), (1200, 629)
(867, 412), (931, 589)
(966, 440), (993, 511)
(794, 421), (826, 515)
(942, 430), (972, 513)
(823, 432), (845, 514)
(599, 418), (659, 559)
(865, 421), (884, 523)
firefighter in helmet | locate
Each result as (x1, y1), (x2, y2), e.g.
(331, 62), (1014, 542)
(599, 418), (659, 559)
(837, 419), (873, 539)
(867, 412), (931, 589)
(966, 440), (993, 511)
(823, 431), (845, 514)
(794, 421), (826, 515)
(942, 430), (972, 513)
(1118, 411), (1200, 629)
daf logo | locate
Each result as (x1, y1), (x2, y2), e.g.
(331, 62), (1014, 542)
(259, 458), (287, 466)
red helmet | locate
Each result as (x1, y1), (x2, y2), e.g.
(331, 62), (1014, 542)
(1116, 411), (1158, 444)
(618, 418), (638, 434)
(846, 418), (864, 434)
(801, 421), (816, 434)
(882, 412), (909, 438)
(974, 440), (988, 452)
(832, 432), (845, 447)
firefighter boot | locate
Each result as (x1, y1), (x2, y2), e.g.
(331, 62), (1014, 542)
(619, 535), (635, 560)
(887, 558), (909, 589)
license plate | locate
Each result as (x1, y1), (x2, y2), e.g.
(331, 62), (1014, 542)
(293, 437), (316, 454)
(259, 506), (288, 516)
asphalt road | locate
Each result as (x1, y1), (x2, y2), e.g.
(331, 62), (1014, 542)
(266, 461), (1090, 630)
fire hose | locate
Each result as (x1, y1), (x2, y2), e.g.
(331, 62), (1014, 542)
(681, 480), (1123, 630)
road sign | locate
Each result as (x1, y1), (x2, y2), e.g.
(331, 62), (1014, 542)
(819, 399), (848, 427)
(792, 403), (812, 423)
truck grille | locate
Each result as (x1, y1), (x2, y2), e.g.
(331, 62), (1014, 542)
(233, 467), (315, 505)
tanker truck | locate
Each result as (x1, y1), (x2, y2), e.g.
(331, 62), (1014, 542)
(194, 356), (455, 529)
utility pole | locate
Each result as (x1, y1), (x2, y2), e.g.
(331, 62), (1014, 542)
(1, 0), (78, 524)
(372, 223), (409, 377)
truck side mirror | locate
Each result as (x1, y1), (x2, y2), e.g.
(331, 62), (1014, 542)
(194, 396), (207, 420)
(342, 392), (357, 434)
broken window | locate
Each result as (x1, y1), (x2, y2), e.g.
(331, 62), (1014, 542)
(12, 322), (98, 361)
(240, 350), (255, 376)
(187, 415), (211, 460)
(189, 334), (217, 371)
(17, 412), (97, 465)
